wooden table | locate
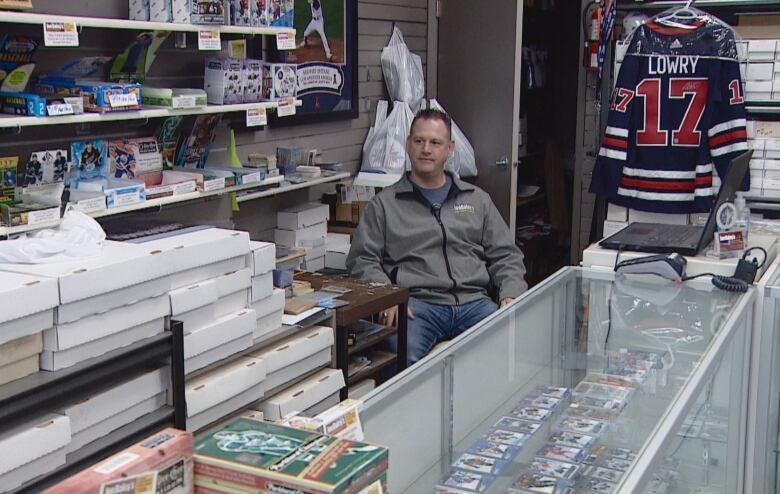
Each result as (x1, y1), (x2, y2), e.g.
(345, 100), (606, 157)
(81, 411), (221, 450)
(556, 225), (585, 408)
(294, 272), (409, 398)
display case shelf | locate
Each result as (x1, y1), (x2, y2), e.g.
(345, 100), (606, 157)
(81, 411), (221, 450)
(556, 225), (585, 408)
(617, 0), (780, 9)
(0, 10), (295, 36)
(0, 101), (299, 130)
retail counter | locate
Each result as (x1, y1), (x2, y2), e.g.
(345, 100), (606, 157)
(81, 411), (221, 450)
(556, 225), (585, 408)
(359, 267), (754, 493)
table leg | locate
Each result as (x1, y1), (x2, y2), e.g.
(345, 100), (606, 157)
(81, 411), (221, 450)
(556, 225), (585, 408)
(336, 324), (349, 400)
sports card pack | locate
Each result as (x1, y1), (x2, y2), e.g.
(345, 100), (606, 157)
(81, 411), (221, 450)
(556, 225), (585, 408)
(108, 137), (162, 182)
(20, 149), (68, 188)
(0, 156), (17, 203)
(71, 140), (108, 183)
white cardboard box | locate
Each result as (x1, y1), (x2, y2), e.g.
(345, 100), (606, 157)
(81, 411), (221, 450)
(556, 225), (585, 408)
(0, 311), (52, 349)
(67, 392), (166, 453)
(0, 355), (39, 386)
(304, 392), (341, 417)
(261, 368), (345, 420)
(248, 241), (275, 276)
(174, 303), (217, 334)
(0, 241), (172, 304)
(0, 447), (65, 493)
(41, 318), (164, 371)
(251, 288), (285, 319)
(277, 203), (330, 229)
(56, 276), (170, 325)
(304, 244), (326, 262)
(274, 222), (328, 248)
(250, 325), (333, 375)
(251, 271), (273, 303)
(184, 309), (255, 360)
(603, 220), (628, 239)
(0, 272), (58, 332)
(169, 279), (218, 316)
(255, 310), (283, 340)
(0, 413), (70, 476)
(170, 256), (247, 290)
(326, 232), (351, 248)
(186, 381), (266, 432)
(141, 228), (250, 279)
(0, 333), (41, 368)
(264, 348), (332, 393)
(348, 379), (376, 399)
(628, 209), (689, 225)
(57, 369), (168, 434)
(747, 62), (775, 80)
(748, 39), (777, 61)
(215, 268), (251, 298)
(606, 204), (628, 222)
(43, 294), (169, 351)
(185, 333), (254, 375)
(325, 246), (349, 271)
(747, 80), (774, 100)
(301, 256), (325, 273)
(214, 290), (250, 318)
(185, 356), (266, 417)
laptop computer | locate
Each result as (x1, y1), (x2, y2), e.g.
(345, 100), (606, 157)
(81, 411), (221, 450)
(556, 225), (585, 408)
(599, 150), (753, 256)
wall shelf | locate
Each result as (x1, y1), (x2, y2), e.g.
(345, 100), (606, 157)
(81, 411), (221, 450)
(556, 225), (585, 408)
(0, 10), (295, 36)
(747, 105), (780, 115)
(236, 172), (351, 203)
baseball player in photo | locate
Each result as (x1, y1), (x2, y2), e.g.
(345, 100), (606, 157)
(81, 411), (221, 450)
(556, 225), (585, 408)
(299, 0), (332, 60)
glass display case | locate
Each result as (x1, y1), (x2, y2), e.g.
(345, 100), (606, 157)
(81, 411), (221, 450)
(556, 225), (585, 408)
(360, 267), (754, 494)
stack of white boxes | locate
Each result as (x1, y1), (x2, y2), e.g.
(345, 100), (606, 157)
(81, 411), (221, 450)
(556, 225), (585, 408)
(0, 242), (173, 372)
(0, 414), (71, 492)
(0, 273), (59, 385)
(748, 120), (780, 199)
(325, 232), (351, 271)
(275, 203), (330, 272)
(261, 367), (345, 421)
(137, 228), (257, 375)
(739, 39), (780, 102)
(248, 241), (286, 344)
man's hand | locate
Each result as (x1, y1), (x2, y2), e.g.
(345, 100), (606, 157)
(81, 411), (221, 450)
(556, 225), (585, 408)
(379, 305), (414, 327)
(500, 297), (513, 308)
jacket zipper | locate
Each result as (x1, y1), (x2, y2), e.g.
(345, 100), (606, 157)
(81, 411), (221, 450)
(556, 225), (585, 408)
(432, 206), (460, 305)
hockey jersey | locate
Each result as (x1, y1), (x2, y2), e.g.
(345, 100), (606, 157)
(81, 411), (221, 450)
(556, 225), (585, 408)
(589, 19), (749, 213)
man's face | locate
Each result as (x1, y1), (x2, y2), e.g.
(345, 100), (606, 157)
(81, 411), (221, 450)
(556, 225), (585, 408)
(406, 118), (454, 179)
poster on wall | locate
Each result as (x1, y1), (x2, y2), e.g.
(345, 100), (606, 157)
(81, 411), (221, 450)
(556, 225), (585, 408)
(273, 0), (357, 124)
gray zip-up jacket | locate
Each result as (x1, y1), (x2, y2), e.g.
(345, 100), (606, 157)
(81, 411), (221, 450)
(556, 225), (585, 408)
(346, 172), (528, 305)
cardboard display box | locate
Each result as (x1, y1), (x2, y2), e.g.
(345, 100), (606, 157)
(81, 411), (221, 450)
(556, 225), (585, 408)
(170, 279), (218, 317)
(1, 448), (66, 493)
(186, 380), (267, 432)
(214, 290), (250, 318)
(248, 241), (275, 276)
(185, 356), (266, 417)
(184, 309), (255, 360)
(0, 413), (70, 476)
(0, 272), (58, 343)
(255, 310), (283, 341)
(41, 318), (164, 371)
(139, 228), (250, 277)
(274, 222), (327, 248)
(0, 355), (39, 386)
(0, 332), (41, 368)
(261, 368), (345, 421)
(264, 348), (333, 394)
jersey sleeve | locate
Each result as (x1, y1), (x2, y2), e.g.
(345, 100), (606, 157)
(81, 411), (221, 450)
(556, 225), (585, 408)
(707, 59), (749, 189)
(589, 55), (638, 199)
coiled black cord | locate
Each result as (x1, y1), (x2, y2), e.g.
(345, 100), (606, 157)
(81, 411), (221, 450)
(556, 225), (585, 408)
(682, 246), (768, 293)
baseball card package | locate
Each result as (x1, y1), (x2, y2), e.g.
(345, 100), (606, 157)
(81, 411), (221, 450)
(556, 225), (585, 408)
(529, 395), (561, 410)
(452, 453), (509, 476)
(483, 428), (527, 446)
(508, 470), (565, 494)
(204, 57), (243, 105)
(229, 0), (251, 25)
(71, 140), (108, 183)
(557, 417), (606, 436)
(549, 431), (596, 450)
(467, 440), (521, 461)
(535, 386), (570, 400)
(437, 470), (495, 494)
(531, 458), (580, 480)
(494, 416), (542, 435)
(242, 58), (263, 103)
(573, 382), (632, 402)
(250, 0), (269, 26)
(175, 114), (220, 168)
(587, 466), (623, 484)
(537, 444), (585, 464)
(601, 457), (632, 472)
(510, 405), (552, 422)
(190, 0), (227, 24)
(581, 477), (616, 493)
(267, 0), (293, 27)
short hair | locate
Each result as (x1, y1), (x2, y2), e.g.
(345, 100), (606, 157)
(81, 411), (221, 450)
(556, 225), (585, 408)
(410, 108), (452, 140)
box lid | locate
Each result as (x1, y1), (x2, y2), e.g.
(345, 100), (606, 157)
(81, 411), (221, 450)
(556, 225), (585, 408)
(184, 309), (256, 359)
(141, 228), (250, 274)
(186, 356), (267, 416)
(249, 325), (333, 374)
(0, 272), (59, 325)
(262, 368), (345, 420)
(248, 241), (275, 276)
(0, 414), (70, 476)
(0, 241), (171, 304)
(277, 202), (330, 229)
(215, 268), (251, 298)
(170, 279), (218, 316)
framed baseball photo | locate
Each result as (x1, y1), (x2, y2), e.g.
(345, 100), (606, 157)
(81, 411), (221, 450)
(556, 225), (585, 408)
(270, 0), (358, 124)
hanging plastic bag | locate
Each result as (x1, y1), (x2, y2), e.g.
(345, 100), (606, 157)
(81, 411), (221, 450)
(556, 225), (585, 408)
(361, 101), (413, 174)
(429, 99), (478, 177)
(0, 209), (106, 264)
(381, 27), (425, 112)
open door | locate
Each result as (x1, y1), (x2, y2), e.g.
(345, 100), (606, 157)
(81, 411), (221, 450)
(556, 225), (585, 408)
(436, 0), (523, 231)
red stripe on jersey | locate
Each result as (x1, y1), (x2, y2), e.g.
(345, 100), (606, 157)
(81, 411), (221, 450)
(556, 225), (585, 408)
(694, 176), (713, 186)
(709, 129), (747, 147)
(646, 20), (705, 36)
(602, 137), (628, 149)
(620, 177), (697, 191)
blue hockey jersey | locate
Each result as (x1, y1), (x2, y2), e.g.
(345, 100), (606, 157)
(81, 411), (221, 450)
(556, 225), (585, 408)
(589, 19), (749, 213)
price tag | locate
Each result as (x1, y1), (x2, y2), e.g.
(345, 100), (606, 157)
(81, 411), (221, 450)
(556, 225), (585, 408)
(198, 30), (222, 51)
(43, 21), (79, 47)
(202, 178), (226, 192)
(246, 107), (267, 127)
(27, 207), (60, 226)
(108, 93), (139, 108)
(172, 95), (198, 108)
(46, 103), (74, 116)
(63, 97), (84, 114)
(72, 196), (107, 214)
(276, 32), (296, 50)
(277, 98), (296, 117)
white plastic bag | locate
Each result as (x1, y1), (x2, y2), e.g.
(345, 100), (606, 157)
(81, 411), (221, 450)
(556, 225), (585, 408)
(0, 209), (106, 264)
(381, 27), (425, 112)
(429, 99), (478, 177)
(361, 101), (413, 174)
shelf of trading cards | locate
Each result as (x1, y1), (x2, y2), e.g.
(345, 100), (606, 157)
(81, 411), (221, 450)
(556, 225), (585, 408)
(0, 10), (296, 36)
(359, 267), (754, 494)
(0, 100), (299, 130)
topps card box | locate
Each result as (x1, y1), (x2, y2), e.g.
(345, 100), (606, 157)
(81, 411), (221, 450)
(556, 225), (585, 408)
(452, 453), (509, 476)
(508, 470), (565, 494)
(262, 63), (296, 101)
(467, 440), (520, 461)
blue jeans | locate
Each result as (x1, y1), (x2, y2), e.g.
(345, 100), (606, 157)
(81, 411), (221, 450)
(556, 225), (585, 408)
(389, 297), (499, 366)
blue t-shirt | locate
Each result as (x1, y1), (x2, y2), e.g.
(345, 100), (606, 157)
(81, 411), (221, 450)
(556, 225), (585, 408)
(417, 175), (452, 208)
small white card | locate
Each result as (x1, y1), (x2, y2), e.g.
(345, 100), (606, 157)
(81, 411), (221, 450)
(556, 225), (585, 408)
(277, 98), (296, 117)
(198, 30), (222, 51)
(43, 22), (79, 47)
(202, 177), (226, 192)
(108, 93), (139, 108)
(171, 95), (198, 108)
(46, 103), (74, 116)
(72, 196), (106, 214)
(246, 107), (268, 127)
(276, 32), (296, 50)
(27, 207), (60, 225)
